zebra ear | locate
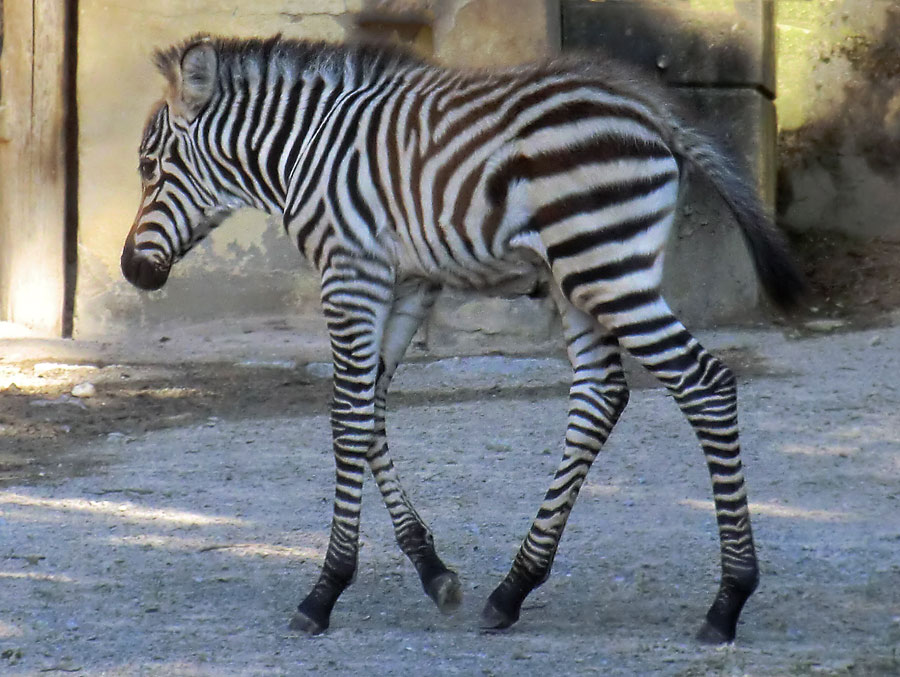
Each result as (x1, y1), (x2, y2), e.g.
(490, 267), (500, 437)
(171, 40), (217, 123)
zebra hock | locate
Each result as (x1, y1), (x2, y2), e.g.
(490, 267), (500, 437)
(121, 35), (803, 642)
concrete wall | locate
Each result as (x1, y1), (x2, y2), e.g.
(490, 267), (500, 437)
(776, 0), (900, 241)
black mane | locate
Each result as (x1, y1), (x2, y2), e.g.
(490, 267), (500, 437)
(153, 33), (425, 86)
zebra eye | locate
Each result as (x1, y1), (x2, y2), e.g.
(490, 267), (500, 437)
(139, 158), (158, 182)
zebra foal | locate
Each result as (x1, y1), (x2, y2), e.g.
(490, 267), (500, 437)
(121, 35), (803, 642)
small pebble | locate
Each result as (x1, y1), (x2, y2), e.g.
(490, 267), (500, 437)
(71, 382), (96, 398)
(237, 359), (296, 369)
(305, 363), (333, 379)
(804, 319), (845, 332)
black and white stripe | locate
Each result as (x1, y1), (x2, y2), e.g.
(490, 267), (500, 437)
(121, 35), (803, 641)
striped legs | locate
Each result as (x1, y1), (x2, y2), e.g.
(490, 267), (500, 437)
(290, 260), (392, 634)
(367, 280), (461, 613)
(482, 285), (758, 641)
(482, 295), (629, 628)
(605, 295), (759, 643)
(290, 273), (458, 634)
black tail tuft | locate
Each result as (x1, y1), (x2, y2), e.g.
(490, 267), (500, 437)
(737, 210), (807, 311)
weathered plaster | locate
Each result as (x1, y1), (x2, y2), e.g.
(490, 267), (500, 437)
(775, 0), (900, 239)
(433, 0), (559, 66)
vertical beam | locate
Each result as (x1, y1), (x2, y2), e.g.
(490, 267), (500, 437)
(0, 0), (68, 336)
(62, 0), (78, 338)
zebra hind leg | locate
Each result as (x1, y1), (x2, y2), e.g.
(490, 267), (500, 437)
(368, 281), (462, 614)
(482, 298), (629, 629)
(601, 295), (759, 643)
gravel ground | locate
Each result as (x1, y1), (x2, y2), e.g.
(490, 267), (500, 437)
(1, 321), (899, 675)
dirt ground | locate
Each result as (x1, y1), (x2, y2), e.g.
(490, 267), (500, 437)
(789, 231), (900, 325)
(1, 308), (900, 675)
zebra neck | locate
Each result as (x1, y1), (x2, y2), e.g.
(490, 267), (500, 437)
(281, 66), (419, 236)
(200, 69), (359, 220)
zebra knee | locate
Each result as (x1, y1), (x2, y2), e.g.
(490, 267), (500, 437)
(595, 378), (630, 423)
(675, 356), (736, 407)
(567, 377), (629, 448)
(708, 359), (736, 392)
(607, 380), (629, 414)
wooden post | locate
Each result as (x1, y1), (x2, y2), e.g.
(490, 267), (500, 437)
(0, 0), (68, 336)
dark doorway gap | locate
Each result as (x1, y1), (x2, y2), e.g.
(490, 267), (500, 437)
(62, 0), (78, 338)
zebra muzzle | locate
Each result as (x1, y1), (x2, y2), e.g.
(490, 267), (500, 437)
(121, 240), (171, 291)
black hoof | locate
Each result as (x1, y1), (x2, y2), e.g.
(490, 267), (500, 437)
(424, 570), (463, 614)
(696, 619), (734, 644)
(479, 598), (518, 630)
(289, 609), (328, 635)
(699, 571), (757, 644)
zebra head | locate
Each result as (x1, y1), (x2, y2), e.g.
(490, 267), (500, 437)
(122, 38), (234, 291)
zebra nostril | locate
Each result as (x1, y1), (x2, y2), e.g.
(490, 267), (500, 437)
(137, 259), (170, 290)
(121, 241), (170, 291)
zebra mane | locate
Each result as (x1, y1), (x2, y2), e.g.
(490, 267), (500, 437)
(153, 33), (425, 88)
(152, 34), (674, 116)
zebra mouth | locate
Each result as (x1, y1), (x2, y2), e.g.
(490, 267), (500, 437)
(121, 241), (171, 291)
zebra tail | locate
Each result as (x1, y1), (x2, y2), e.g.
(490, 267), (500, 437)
(669, 126), (806, 311)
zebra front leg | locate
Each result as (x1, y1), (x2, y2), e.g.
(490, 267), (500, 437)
(482, 301), (629, 629)
(608, 296), (759, 643)
(289, 266), (391, 635)
(368, 280), (462, 613)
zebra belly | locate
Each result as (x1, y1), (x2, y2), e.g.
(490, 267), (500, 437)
(461, 263), (545, 298)
(383, 225), (547, 296)
(404, 254), (544, 297)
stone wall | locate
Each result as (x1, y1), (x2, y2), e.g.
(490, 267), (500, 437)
(776, 0), (900, 241)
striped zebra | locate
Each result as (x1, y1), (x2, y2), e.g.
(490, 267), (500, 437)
(121, 35), (803, 642)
